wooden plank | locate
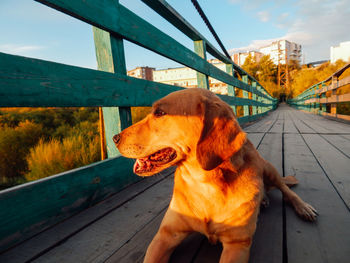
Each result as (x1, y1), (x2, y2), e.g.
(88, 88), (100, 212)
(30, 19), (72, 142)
(302, 134), (350, 208)
(34, 0), (274, 101)
(0, 53), (272, 108)
(0, 52), (183, 107)
(246, 133), (265, 148)
(242, 75), (250, 116)
(0, 170), (172, 263)
(287, 111), (315, 134)
(226, 63), (236, 115)
(192, 241), (222, 263)
(0, 156), (136, 253)
(169, 234), (205, 263)
(284, 133), (350, 263)
(249, 132), (283, 263)
(32, 176), (174, 263)
(105, 210), (166, 263)
(93, 25), (132, 158)
(244, 110), (279, 133)
(252, 81), (257, 115)
(194, 40), (209, 90)
(321, 135), (350, 157)
(269, 118), (283, 133)
(295, 110), (350, 134)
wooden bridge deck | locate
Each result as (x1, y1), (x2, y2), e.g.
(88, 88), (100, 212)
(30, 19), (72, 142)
(1, 104), (349, 263)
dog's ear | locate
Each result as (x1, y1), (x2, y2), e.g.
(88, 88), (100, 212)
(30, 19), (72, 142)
(196, 99), (246, 170)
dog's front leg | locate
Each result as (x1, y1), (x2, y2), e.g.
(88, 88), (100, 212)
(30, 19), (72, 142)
(219, 240), (251, 263)
(144, 209), (189, 263)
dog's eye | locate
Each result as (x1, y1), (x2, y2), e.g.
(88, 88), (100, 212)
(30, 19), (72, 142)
(154, 108), (166, 117)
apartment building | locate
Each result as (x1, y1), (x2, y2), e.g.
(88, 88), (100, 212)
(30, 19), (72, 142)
(231, 51), (263, 66)
(259, 40), (302, 65)
(127, 66), (154, 81)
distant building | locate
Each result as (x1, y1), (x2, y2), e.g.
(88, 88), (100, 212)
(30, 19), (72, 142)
(127, 66), (154, 80)
(330, 41), (350, 63)
(259, 40), (302, 65)
(152, 60), (230, 94)
(153, 67), (197, 88)
(231, 51), (263, 66)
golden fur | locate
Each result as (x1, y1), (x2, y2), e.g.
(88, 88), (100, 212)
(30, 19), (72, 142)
(114, 88), (317, 263)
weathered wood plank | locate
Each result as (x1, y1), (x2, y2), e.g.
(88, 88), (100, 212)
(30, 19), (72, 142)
(244, 110), (279, 133)
(93, 25), (132, 158)
(0, 156), (136, 253)
(321, 135), (350, 157)
(32, 176), (174, 263)
(105, 210), (166, 263)
(194, 40), (209, 90)
(246, 133), (265, 148)
(192, 241), (222, 263)
(0, 52), (272, 108)
(284, 133), (350, 263)
(169, 234), (205, 263)
(0, 170), (172, 263)
(249, 133), (283, 263)
(302, 134), (350, 208)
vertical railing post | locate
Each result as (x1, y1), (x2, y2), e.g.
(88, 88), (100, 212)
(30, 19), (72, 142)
(194, 40), (209, 90)
(93, 23), (132, 158)
(242, 75), (249, 116)
(315, 84), (320, 114)
(321, 82), (326, 113)
(251, 81), (257, 116)
(331, 76), (338, 117)
(257, 85), (262, 114)
(226, 64), (236, 115)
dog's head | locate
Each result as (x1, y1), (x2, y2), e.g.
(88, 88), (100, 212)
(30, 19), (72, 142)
(114, 88), (246, 176)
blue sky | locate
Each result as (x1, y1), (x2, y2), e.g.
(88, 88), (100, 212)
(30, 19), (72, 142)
(1, 0), (349, 70)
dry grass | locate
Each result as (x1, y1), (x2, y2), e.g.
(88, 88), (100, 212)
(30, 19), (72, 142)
(25, 135), (100, 181)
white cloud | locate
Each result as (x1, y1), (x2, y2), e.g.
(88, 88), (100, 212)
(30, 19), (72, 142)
(257, 11), (270, 22)
(0, 44), (45, 55)
(228, 0), (350, 62)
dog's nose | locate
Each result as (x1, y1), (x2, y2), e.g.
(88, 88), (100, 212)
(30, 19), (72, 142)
(113, 134), (121, 146)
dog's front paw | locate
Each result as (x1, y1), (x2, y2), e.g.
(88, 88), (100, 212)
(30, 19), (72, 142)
(295, 202), (318, 221)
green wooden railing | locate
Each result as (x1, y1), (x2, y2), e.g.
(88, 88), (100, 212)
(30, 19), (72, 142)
(0, 0), (277, 252)
(288, 63), (350, 121)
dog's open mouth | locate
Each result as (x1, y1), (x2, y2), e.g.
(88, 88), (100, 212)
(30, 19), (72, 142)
(133, 147), (177, 175)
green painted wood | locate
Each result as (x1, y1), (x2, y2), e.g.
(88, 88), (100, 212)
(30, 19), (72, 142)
(0, 156), (136, 253)
(35, 0), (273, 102)
(0, 52), (182, 107)
(0, 53), (273, 108)
(242, 75), (250, 116)
(194, 40), (209, 90)
(226, 63), (236, 115)
(93, 26), (132, 158)
(252, 81), (257, 115)
(0, 171), (172, 262)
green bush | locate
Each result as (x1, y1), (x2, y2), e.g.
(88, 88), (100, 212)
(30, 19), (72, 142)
(25, 135), (100, 181)
(0, 121), (44, 184)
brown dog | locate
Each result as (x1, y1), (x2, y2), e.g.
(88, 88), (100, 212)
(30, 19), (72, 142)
(113, 88), (317, 263)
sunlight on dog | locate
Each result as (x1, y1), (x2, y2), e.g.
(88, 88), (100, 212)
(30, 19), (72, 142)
(113, 88), (317, 263)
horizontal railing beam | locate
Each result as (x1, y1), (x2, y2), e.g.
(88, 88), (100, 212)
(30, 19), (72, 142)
(0, 155), (136, 252)
(35, 0), (273, 101)
(0, 52), (273, 108)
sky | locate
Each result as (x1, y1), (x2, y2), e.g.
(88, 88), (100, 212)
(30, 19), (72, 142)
(1, 0), (349, 71)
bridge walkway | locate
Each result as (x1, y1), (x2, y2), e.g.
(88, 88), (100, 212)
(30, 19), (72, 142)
(1, 104), (349, 263)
